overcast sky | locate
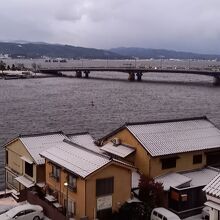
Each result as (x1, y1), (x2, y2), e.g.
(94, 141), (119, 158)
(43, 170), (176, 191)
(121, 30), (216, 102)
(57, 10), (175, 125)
(1, 0), (220, 54)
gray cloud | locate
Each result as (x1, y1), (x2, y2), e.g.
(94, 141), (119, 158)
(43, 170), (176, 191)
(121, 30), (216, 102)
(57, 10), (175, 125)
(0, 0), (220, 53)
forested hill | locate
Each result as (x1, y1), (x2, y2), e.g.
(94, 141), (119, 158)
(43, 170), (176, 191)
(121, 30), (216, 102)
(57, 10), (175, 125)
(0, 42), (125, 59)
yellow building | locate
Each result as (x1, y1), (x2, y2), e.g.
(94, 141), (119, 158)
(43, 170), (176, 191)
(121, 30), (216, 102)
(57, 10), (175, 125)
(40, 139), (133, 220)
(97, 116), (220, 178)
(4, 132), (67, 193)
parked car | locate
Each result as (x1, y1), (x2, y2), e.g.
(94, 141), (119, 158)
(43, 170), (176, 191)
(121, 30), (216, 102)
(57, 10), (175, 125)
(202, 206), (210, 220)
(0, 203), (44, 220)
(151, 207), (181, 220)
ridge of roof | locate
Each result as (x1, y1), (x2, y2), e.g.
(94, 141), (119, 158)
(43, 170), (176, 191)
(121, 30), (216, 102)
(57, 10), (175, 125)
(66, 131), (90, 137)
(125, 116), (208, 127)
(19, 131), (65, 138)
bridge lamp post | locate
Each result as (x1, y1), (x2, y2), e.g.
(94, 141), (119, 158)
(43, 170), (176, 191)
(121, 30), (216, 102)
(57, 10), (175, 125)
(134, 58), (137, 68)
(81, 59), (84, 68)
(64, 182), (69, 220)
(159, 56), (164, 69)
(106, 57), (109, 68)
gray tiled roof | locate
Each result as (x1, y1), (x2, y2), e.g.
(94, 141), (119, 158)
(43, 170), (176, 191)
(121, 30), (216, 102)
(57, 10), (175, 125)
(40, 140), (110, 178)
(127, 119), (220, 156)
(154, 172), (191, 191)
(203, 173), (220, 198)
(101, 143), (135, 158)
(67, 133), (101, 153)
(20, 132), (67, 164)
(182, 168), (219, 187)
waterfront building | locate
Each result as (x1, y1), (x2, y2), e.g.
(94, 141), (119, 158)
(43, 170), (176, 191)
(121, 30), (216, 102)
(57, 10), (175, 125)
(40, 139), (133, 220)
(4, 131), (133, 219)
(97, 116), (220, 217)
(4, 116), (220, 219)
(97, 116), (220, 178)
(4, 131), (67, 194)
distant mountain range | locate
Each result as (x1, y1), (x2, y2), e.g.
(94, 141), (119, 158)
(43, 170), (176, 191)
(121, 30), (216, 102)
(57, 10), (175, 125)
(0, 42), (124, 59)
(110, 47), (220, 60)
(0, 41), (220, 60)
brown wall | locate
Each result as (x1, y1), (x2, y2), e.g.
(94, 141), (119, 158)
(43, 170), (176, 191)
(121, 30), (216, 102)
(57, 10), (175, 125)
(45, 160), (132, 220)
(85, 163), (132, 220)
(103, 128), (151, 176)
(6, 139), (37, 189)
(7, 139), (31, 175)
(45, 160), (86, 219)
(150, 151), (206, 178)
(37, 165), (45, 183)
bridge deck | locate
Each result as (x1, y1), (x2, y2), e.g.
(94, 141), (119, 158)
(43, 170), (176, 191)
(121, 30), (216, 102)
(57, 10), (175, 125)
(39, 67), (220, 77)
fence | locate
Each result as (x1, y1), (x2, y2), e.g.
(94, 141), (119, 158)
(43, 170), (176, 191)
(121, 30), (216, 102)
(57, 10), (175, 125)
(24, 190), (66, 220)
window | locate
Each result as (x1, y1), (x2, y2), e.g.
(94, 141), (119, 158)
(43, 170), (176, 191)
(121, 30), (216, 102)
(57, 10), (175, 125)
(96, 177), (114, 197)
(207, 152), (220, 166)
(50, 165), (60, 181)
(25, 209), (34, 214)
(153, 211), (158, 216)
(7, 172), (19, 190)
(25, 162), (33, 177)
(5, 151), (8, 165)
(68, 175), (77, 191)
(158, 213), (163, 219)
(193, 154), (202, 164)
(161, 158), (177, 169)
(64, 199), (75, 217)
(14, 211), (25, 218)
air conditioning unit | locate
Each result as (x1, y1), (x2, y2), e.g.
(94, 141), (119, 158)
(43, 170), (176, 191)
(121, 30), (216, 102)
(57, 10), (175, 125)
(112, 137), (121, 146)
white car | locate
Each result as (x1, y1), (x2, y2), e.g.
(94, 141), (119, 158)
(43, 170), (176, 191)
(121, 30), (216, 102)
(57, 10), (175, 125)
(151, 207), (181, 220)
(0, 204), (44, 220)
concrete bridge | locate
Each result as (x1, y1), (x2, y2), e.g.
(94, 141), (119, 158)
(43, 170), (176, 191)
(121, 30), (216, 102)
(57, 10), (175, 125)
(39, 67), (220, 85)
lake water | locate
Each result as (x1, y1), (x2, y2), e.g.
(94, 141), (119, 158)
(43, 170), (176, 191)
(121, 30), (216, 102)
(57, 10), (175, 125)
(0, 59), (220, 189)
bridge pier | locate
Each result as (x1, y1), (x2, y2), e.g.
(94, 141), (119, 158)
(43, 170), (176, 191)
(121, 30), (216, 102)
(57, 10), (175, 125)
(128, 72), (135, 81)
(136, 72), (143, 81)
(84, 70), (90, 78)
(214, 76), (220, 86)
(76, 70), (82, 78)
